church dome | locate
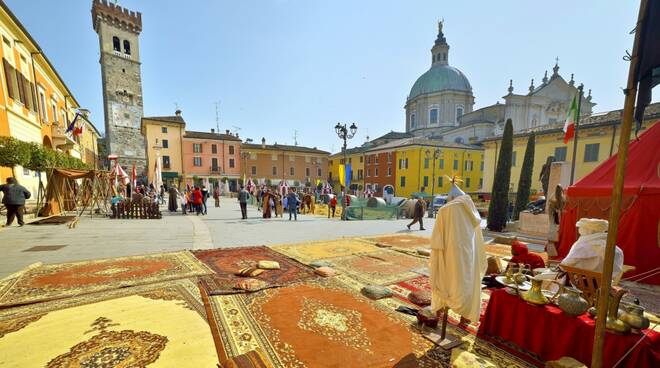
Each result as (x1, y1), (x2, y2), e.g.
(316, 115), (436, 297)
(408, 64), (472, 101)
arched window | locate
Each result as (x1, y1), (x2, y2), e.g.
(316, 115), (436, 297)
(112, 36), (120, 52)
(410, 113), (416, 128)
(123, 40), (131, 55)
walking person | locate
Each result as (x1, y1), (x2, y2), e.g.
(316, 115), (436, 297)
(159, 185), (166, 205)
(181, 190), (188, 215)
(213, 185), (221, 207)
(328, 196), (337, 218)
(167, 186), (179, 212)
(0, 177), (31, 227)
(201, 185), (209, 214)
(238, 185), (249, 220)
(406, 197), (426, 231)
(193, 187), (204, 215)
(287, 188), (299, 221)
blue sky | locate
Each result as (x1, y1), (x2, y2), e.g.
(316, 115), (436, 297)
(6, 1), (651, 153)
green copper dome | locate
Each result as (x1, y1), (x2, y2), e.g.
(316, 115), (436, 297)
(408, 65), (472, 100)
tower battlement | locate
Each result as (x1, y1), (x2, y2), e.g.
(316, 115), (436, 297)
(92, 0), (142, 34)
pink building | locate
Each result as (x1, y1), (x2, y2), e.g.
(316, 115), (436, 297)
(182, 129), (242, 189)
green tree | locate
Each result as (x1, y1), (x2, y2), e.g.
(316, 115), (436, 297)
(487, 119), (514, 232)
(0, 136), (31, 171)
(513, 133), (535, 220)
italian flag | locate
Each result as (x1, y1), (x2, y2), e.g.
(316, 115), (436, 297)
(563, 95), (578, 144)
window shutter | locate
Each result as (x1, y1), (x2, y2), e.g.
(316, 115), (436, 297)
(16, 70), (25, 104)
(29, 82), (37, 112)
(21, 75), (31, 111)
(2, 59), (13, 99)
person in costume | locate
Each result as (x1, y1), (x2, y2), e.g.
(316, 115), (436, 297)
(430, 178), (487, 323)
(508, 240), (545, 271)
(167, 185), (179, 212)
(561, 218), (624, 282)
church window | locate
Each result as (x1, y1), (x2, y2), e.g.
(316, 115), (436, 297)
(112, 37), (120, 52)
(410, 113), (416, 128)
(456, 105), (464, 123)
(123, 40), (131, 55)
(429, 108), (439, 125)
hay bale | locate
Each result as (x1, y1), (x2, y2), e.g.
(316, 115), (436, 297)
(366, 197), (386, 208)
(399, 199), (416, 218)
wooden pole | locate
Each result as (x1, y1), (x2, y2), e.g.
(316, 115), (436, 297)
(591, 0), (647, 366)
(569, 85), (584, 185)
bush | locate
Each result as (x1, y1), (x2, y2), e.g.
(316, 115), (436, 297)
(513, 133), (535, 220)
(0, 136), (88, 171)
(0, 136), (31, 169)
(487, 119), (513, 232)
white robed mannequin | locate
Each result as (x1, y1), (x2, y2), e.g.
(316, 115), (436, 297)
(430, 184), (487, 322)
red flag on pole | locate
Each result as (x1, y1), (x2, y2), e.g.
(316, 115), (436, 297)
(132, 164), (137, 188)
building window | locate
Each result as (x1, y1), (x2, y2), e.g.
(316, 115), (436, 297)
(112, 36), (120, 52)
(193, 157), (202, 167)
(466, 178), (471, 188)
(162, 155), (171, 169)
(387, 152), (392, 163)
(366, 156), (371, 164)
(439, 159), (444, 169)
(38, 88), (47, 123)
(290, 167), (295, 176)
(424, 158), (429, 169)
(123, 40), (131, 55)
(212, 158), (218, 170)
(480, 161), (484, 171)
(161, 126), (167, 133)
(400, 176), (406, 187)
(358, 169), (363, 179)
(374, 167), (379, 177)
(306, 167), (310, 177)
(512, 151), (517, 166)
(375, 155), (379, 164)
(438, 176), (443, 187)
(453, 159), (458, 170)
(479, 178), (483, 188)
(272, 166), (277, 175)
(429, 108), (439, 125)
(584, 143), (600, 162)
(193, 143), (202, 153)
(51, 102), (57, 123)
(359, 156), (363, 163)
(229, 158), (235, 168)
(317, 167), (322, 177)
(251, 166), (257, 175)
(229, 145), (235, 155)
(211, 144), (217, 154)
(61, 109), (67, 125)
(23, 167), (30, 176)
(162, 139), (169, 148)
(387, 166), (392, 176)
(554, 146), (567, 161)
(456, 105), (464, 124)
(423, 176), (429, 187)
(410, 113), (416, 128)
(366, 168), (370, 177)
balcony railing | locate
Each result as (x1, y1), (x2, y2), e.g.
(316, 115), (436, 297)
(210, 166), (221, 173)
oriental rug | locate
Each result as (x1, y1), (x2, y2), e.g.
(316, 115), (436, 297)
(0, 279), (218, 367)
(269, 239), (380, 263)
(27, 216), (76, 225)
(192, 246), (317, 294)
(330, 250), (428, 285)
(388, 275), (492, 333)
(205, 275), (532, 367)
(0, 251), (212, 307)
(364, 234), (431, 249)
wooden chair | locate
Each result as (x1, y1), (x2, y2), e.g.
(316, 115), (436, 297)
(559, 264), (602, 306)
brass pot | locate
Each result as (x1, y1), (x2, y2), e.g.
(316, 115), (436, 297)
(620, 302), (650, 331)
(556, 285), (589, 317)
(605, 288), (631, 334)
(522, 276), (549, 305)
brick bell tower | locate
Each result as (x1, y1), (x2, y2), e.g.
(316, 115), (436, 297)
(91, 0), (146, 175)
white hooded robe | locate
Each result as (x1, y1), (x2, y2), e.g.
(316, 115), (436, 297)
(430, 194), (487, 322)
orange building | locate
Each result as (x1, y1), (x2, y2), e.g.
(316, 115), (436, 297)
(182, 129), (242, 189)
(0, 2), (100, 195)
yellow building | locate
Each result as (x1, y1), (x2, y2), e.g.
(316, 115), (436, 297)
(141, 112), (186, 187)
(0, 2), (100, 195)
(381, 137), (484, 198)
(482, 102), (660, 195)
(328, 146), (366, 191)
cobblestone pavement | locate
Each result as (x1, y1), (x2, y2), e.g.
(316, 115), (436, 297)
(0, 201), (436, 278)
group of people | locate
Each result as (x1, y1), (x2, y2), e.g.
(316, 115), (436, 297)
(255, 188), (301, 220)
(167, 185), (214, 216)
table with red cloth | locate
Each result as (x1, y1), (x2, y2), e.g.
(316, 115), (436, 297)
(478, 289), (660, 367)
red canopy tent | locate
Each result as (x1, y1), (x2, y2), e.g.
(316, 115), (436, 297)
(557, 121), (660, 285)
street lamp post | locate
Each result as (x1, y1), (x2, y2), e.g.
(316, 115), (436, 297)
(334, 122), (357, 220)
(425, 148), (441, 218)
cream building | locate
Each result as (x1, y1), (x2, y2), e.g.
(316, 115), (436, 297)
(141, 111), (186, 187)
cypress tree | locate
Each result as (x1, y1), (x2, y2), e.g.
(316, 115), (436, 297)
(513, 132), (535, 220)
(487, 119), (513, 232)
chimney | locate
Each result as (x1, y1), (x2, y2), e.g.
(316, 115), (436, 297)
(225, 129), (230, 135)
(211, 128), (215, 133)
(175, 109), (181, 116)
(261, 137), (266, 149)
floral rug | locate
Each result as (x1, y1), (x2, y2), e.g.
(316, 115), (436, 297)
(268, 239), (380, 263)
(330, 250), (428, 285)
(192, 246), (317, 294)
(0, 251), (212, 307)
(205, 275), (533, 367)
(364, 234), (431, 249)
(0, 279), (218, 367)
